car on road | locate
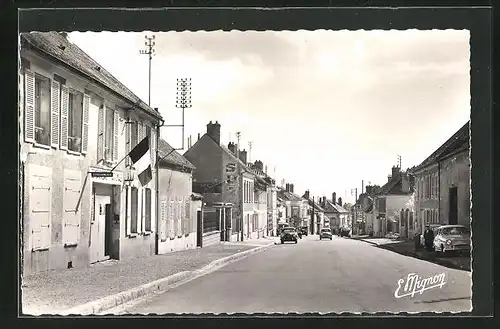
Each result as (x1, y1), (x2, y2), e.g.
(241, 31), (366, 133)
(339, 227), (351, 237)
(319, 228), (332, 240)
(433, 225), (471, 254)
(277, 222), (290, 236)
(299, 226), (308, 236)
(280, 227), (298, 244)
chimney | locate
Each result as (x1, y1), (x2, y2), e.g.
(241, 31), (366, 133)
(332, 192), (337, 205)
(392, 166), (401, 180)
(290, 184), (294, 193)
(338, 197), (343, 206)
(285, 183), (290, 192)
(304, 190), (310, 199)
(206, 120), (221, 144)
(265, 165), (268, 174)
(239, 149), (247, 164)
(228, 142), (236, 155)
(197, 133), (200, 140)
(362, 180), (364, 195)
(321, 197), (326, 208)
(401, 173), (410, 193)
(388, 175), (392, 183)
(366, 185), (373, 195)
(255, 160), (263, 171)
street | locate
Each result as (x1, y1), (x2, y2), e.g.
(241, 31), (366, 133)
(109, 236), (472, 314)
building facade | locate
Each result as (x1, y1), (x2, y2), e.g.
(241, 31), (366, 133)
(320, 193), (349, 233)
(157, 138), (202, 254)
(412, 122), (470, 234)
(20, 32), (162, 275)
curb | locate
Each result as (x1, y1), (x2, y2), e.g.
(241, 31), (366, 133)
(350, 237), (379, 246)
(61, 242), (273, 315)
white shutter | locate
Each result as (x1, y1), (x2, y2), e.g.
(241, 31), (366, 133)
(126, 186), (131, 236)
(141, 188), (146, 232)
(177, 199), (183, 236)
(63, 176), (81, 246)
(137, 188), (143, 233)
(150, 127), (156, 167)
(97, 105), (104, 162)
(81, 94), (90, 154)
(60, 86), (69, 150)
(151, 188), (156, 233)
(113, 110), (119, 162)
(24, 70), (35, 143)
(125, 118), (131, 167)
(50, 79), (60, 148)
(169, 199), (175, 238)
(31, 173), (52, 250)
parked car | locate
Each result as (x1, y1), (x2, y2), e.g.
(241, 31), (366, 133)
(277, 222), (290, 236)
(280, 227), (298, 244)
(433, 225), (471, 253)
(339, 227), (351, 237)
(299, 226), (309, 236)
(319, 228), (332, 240)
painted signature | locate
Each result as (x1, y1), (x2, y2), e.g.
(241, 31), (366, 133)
(394, 272), (447, 299)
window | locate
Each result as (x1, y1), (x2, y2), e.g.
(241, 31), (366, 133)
(130, 187), (138, 234)
(131, 120), (138, 148)
(104, 107), (114, 160)
(145, 188), (152, 232)
(34, 74), (51, 146)
(67, 90), (83, 153)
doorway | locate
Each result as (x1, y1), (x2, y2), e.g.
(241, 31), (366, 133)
(196, 210), (202, 247)
(90, 194), (111, 263)
(449, 187), (458, 225)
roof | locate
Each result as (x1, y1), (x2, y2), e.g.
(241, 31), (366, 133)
(364, 203), (373, 213)
(301, 195), (325, 212)
(21, 32), (162, 120)
(158, 138), (195, 170)
(219, 142), (253, 175)
(378, 176), (404, 195)
(412, 121), (470, 172)
(323, 199), (349, 213)
(277, 189), (304, 202)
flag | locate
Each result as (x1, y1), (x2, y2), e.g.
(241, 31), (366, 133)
(129, 136), (152, 186)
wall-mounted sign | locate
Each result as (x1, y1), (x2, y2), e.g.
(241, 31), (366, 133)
(226, 163), (236, 173)
(91, 171), (114, 178)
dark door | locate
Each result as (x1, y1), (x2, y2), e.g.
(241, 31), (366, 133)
(196, 210), (202, 247)
(219, 209), (226, 242)
(104, 204), (112, 257)
(449, 187), (458, 225)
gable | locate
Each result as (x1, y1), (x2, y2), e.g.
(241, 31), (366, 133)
(183, 134), (223, 182)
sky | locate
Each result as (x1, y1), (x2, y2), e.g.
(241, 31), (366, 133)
(68, 29), (470, 204)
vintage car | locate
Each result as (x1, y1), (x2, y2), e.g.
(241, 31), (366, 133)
(319, 228), (333, 240)
(277, 222), (290, 236)
(299, 226), (309, 236)
(339, 226), (351, 237)
(433, 225), (471, 253)
(280, 227), (298, 244)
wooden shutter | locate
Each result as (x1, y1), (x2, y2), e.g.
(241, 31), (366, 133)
(169, 199), (175, 238)
(125, 118), (131, 167)
(185, 200), (191, 233)
(113, 110), (119, 162)
(97, 105), (104, 162)
(178, 199), (183, 236)
(24, 70), (36, 143)
(31, 172), (51, 250)
(126, 186), (131, 236)
(63, 175), (81, 246)
(137, 188), (143, 233)
(81, 94), (90, 154)
(150, 127), (156, 167)
(50, 79), (60, 148)
(59, 86), (69, 150)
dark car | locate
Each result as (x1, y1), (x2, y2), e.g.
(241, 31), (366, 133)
(339, 227), (351, 237)
(280, 227), (298, 244)
(299, 226), (309, 236)
(319, 228), (333, 240)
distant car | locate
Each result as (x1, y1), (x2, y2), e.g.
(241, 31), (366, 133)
(277, 223), (290, 236)
(299, 226), (309, 236)
(433, 225), (471, 253)
(319, 228), (332, 240)
(280, 227), (298, 244)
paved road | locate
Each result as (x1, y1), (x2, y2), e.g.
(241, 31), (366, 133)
(111, 235), (471, 314)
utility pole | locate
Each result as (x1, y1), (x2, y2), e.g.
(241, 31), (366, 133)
(236, 131), (243, 241)
(139, 34), (155, 106)
(397, 155), (402, 169)
(312, 196), (315, 235)
(248, 141), (253, 163)
(351, 188), (358, 235)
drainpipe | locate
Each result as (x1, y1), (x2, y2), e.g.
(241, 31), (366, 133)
(438, 161), (441, 224)
(155, 117), (165, 255)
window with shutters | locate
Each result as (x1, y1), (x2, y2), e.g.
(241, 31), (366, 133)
(34, 74), (51, 146)
(67, 90), (83, 153)
(104, 107), (114, 161)
(30, 170), (52, 251)
(145, 188), (152, 232)
(130, 187), (138, 233)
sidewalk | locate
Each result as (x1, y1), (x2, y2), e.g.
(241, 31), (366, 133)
(352, 236), (471, 272)
(22, 243), (265, 315)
